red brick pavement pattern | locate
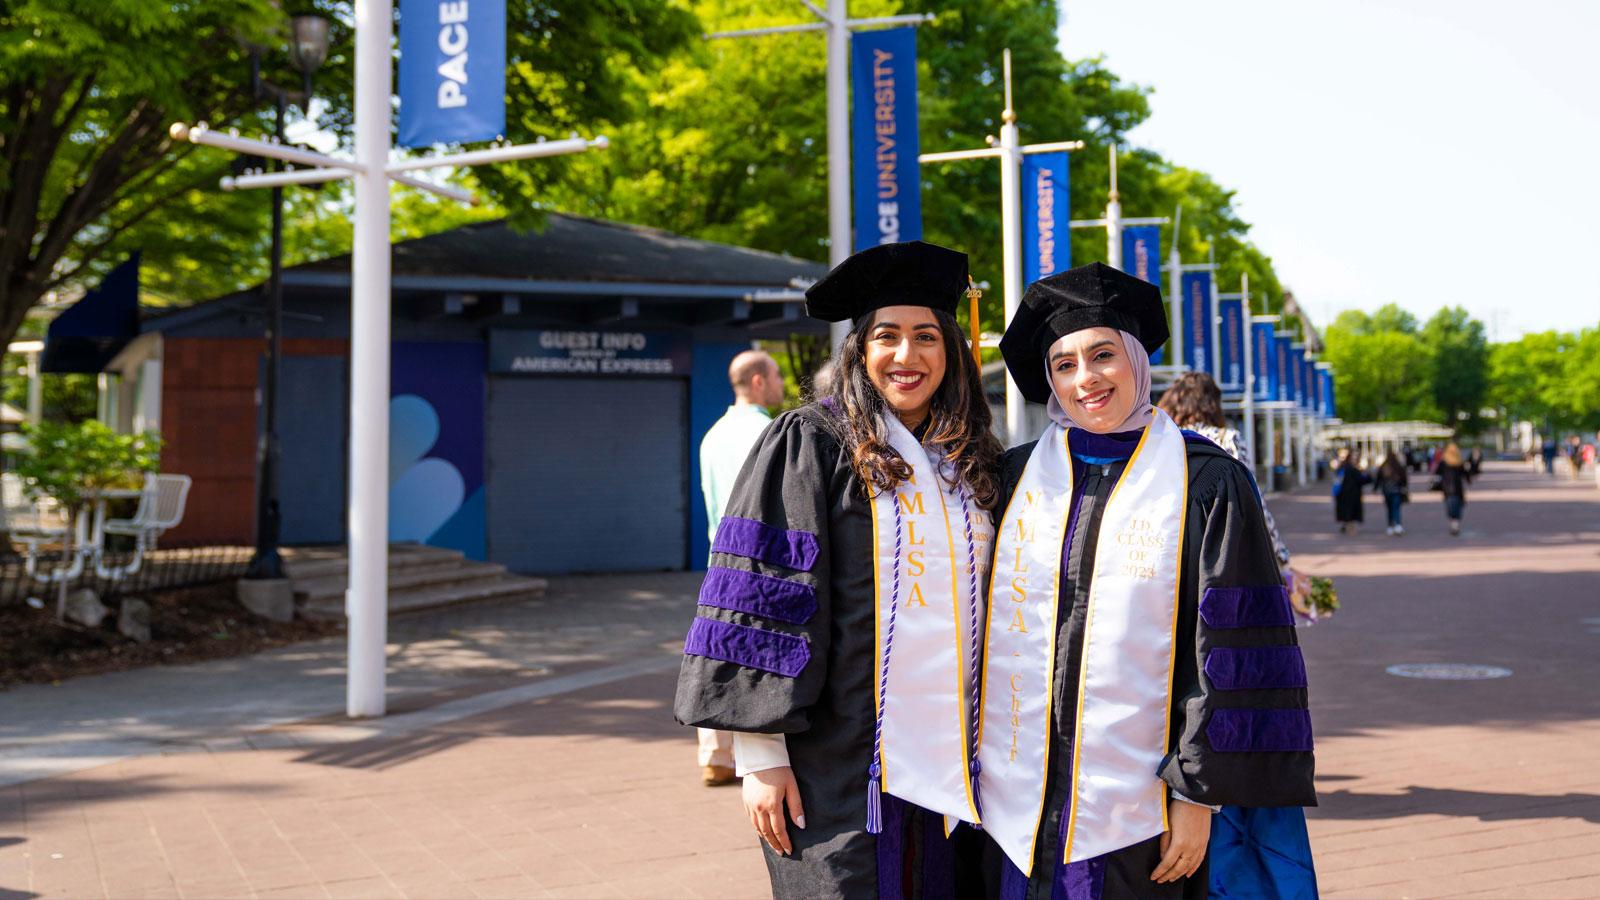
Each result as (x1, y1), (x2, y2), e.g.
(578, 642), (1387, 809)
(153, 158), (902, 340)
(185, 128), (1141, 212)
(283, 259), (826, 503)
(0, 671), (768, 899)
(1, 461), (1596, 899)
(1281, 462), (1600, 899)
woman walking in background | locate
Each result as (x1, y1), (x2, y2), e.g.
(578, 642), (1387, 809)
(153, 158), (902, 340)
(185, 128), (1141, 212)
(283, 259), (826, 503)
(1332, 448), (1369, 535)
(1375, 451), (1409, 536)
(1435, 443), (1469, 536)
(1157, 372), (1309, 599)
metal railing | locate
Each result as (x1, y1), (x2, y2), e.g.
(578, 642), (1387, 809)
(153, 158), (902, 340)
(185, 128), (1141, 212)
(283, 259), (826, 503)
(0, 542), (252, 606)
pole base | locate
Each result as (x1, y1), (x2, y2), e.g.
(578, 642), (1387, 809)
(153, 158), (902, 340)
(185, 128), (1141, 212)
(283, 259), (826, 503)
(237, 577), (295, 623)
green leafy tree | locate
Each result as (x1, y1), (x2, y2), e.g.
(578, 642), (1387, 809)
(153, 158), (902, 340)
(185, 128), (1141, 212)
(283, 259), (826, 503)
(1421, 306), (1488, 430)
(1489, 328), (1600, 433)
(1323, 309), (1438, 422)
(0, 0), (697, 349)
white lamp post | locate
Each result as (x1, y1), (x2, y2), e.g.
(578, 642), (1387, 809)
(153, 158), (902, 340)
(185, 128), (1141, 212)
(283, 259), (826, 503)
(916, 50), (1083, 445)
(174, 0), (609, 717)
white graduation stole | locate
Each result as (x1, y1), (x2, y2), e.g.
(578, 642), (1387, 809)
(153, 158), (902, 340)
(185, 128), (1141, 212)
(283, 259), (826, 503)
(977, 411), (1188, 872)
(868, 415), (994, 826)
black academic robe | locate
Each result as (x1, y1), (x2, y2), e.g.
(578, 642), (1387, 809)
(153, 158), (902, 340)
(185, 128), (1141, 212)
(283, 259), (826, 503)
(989, 428), (1317, 900)
(674, 404), (975, 899)
(1333, 465), (1368, 523)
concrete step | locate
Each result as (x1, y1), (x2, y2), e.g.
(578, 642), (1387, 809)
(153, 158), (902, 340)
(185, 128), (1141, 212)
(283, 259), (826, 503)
(299, 574), (548, 621)
(293, 560), (508, 604)
(283, 544), (464, 583)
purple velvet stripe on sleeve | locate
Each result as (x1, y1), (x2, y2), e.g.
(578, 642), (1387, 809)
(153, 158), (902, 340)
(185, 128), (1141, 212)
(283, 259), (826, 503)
(1199, 585), (1295, 630)
(1205, 646), (1309, 691)
(1207, 708), (1315, 752)
(697, 566), (817, 625)
(711, 516), (819, 572)
(683, 616), (811, 678)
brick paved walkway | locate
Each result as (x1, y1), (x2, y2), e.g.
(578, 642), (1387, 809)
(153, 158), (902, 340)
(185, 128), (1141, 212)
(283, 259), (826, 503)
(0, 461), (1596, 898)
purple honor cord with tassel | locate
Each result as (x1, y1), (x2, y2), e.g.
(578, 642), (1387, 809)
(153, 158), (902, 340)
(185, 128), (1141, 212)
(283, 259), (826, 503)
(866, 473), (987, 835)
(955, 482), (985, 827)
(866, 495), (904, 835)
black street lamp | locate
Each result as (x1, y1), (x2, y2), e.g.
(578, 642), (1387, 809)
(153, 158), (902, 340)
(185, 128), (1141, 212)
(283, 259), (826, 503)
(243, 14), (330, 582)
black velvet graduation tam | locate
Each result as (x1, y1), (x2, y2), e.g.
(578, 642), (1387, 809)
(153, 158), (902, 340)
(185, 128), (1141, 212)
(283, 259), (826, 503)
(804, 240), (969, 324)
(999, 261), (1171, 404)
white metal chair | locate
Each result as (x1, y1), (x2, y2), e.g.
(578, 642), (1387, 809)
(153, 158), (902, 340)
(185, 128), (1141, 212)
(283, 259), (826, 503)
(4, 471), (81, 584)
(95, 473), (192, 580)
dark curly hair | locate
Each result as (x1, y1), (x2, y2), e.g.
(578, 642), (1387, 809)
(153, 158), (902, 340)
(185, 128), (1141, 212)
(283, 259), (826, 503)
(822, 310), (1003, 508)
(1156, 371), (1227, 429)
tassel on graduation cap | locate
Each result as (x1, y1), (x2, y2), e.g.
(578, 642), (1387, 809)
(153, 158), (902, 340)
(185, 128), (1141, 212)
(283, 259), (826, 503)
(966, 276), (984, 367)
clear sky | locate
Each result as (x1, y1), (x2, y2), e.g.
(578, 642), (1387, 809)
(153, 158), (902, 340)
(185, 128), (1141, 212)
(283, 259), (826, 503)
(1059, 0), (1600, 340)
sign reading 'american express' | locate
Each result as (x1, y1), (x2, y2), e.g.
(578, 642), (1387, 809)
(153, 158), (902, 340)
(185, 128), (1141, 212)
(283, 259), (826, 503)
(1179, 272), (1213, 375)
(488, 329), (691, 377)
(851, 27), (922, 250)
(398, 0), (507, 147)
(1022, 152), (1070, 285)
(1217, 299), (1244, 392)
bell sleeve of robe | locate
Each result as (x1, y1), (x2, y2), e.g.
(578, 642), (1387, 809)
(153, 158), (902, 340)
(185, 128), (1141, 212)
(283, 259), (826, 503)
(1158, 452), (1319, 808)
(673, 409), (840, 735)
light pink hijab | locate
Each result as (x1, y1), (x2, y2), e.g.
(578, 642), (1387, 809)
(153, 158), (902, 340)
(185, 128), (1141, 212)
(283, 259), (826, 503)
(1044, 329), (1155, 434)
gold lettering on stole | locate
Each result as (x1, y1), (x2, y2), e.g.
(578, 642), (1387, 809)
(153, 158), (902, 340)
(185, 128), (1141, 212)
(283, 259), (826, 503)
(1007, 608), (1028, 632)
(906, 519), (926, 546)
(907, 550), (926, 577)
(1008, 674), (1024, 761)
(1112, 516), (1163, 580)
(899, 492), (925, 516)
(906, 582), (928, 608)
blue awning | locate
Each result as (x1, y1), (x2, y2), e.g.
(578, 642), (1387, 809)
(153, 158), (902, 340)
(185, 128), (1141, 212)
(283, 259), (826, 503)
(41, 254), (141, 374)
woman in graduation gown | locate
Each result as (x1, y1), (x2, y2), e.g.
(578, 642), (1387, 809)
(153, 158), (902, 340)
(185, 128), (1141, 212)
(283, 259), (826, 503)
(975, 263), (1318, 899)
(675, 240), (1004, 898)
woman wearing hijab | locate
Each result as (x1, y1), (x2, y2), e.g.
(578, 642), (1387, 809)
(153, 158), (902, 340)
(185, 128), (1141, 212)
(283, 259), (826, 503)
(976, 263), (1317, 899)
(1434, 442), (1469, 536)
(675, 241), (1002, 897)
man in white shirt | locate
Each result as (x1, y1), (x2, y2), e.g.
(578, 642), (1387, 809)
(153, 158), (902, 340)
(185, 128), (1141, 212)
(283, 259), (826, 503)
(695, 349), (785, 785)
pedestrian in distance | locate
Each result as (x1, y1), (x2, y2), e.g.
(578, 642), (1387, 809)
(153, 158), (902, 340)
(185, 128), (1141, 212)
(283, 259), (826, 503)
(1433, 442), (1469, 536)
(1541, 437), (1559, 476)
(1375, 450), (1409, 536)
(675, 241), (1003, 897)
(1332, 448), (1369, 535)
(1567, 435), (1585, 479)
(693, 348), (786, 787)
(1466, 447), (1484, 482)
(981, 263), (1318, 899)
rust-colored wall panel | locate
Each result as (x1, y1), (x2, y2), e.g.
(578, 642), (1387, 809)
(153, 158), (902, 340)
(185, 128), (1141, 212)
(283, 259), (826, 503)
(161, 338), (348, 545)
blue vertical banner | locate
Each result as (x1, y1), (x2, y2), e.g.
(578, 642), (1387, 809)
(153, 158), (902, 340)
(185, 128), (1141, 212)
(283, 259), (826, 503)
(1022, 152), (1070, 285)
(1121, 226), (1163, 361)
(1218, 299), (1245, 393)
(1179, 272), (1213, 375)
(852, 27), (922, 250)
(1252, 321), (1277, 403)
(1275, 334), (1293, 402)
(1289, 343), (1306, 406)
(398, 0), (507, 147)
(1301, 356), (1316, 410)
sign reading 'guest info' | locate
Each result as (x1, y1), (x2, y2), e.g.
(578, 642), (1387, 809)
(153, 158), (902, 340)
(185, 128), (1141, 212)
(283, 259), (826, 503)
(398, 0), (506, 147)
(489, 329), (691, 377)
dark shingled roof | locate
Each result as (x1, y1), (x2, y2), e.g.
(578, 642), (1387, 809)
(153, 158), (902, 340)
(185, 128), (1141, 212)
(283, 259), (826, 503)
(298, 213), (826, 286)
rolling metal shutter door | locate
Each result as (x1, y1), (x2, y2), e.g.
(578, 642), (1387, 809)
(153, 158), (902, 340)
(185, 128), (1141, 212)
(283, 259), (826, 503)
(487, 377), (687, 573)
(275, 356), (348, 545)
